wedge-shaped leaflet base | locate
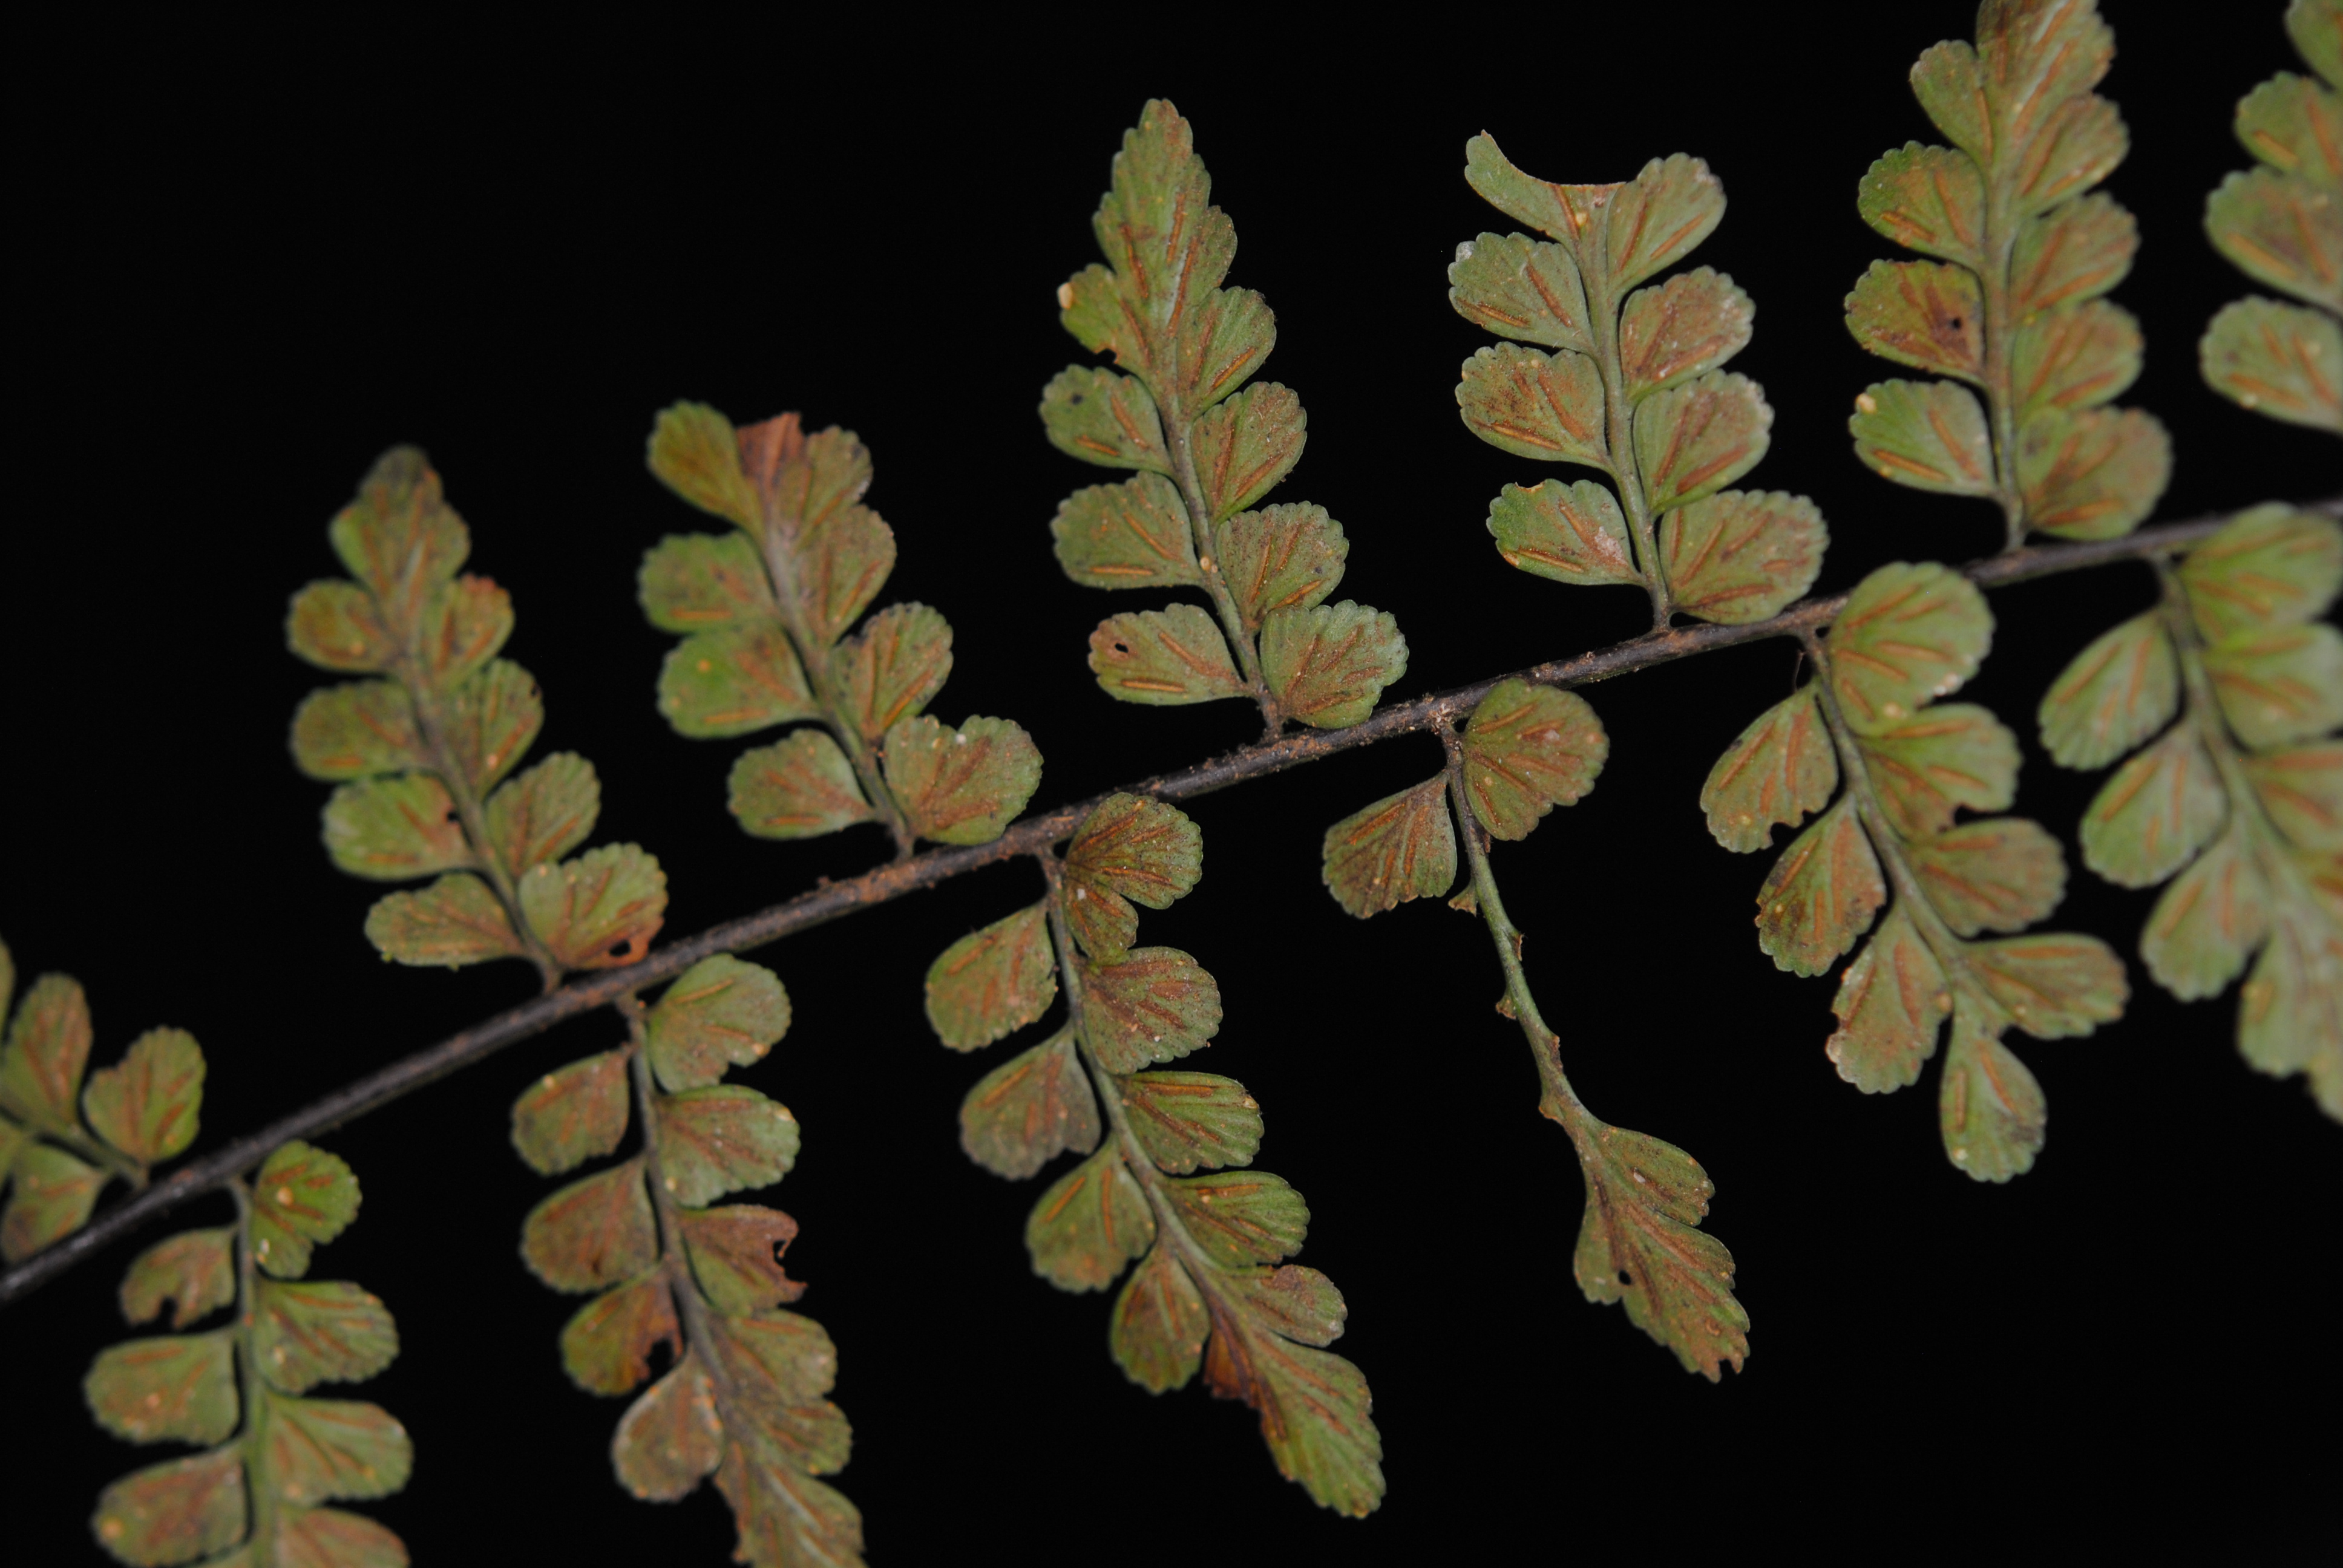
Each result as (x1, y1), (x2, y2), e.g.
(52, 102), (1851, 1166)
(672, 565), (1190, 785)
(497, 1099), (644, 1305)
(255, 1280), (399, 1394)
(562, 1275), (680, 1395)
(614, 1356), (724, 1503)
(91, 1448), (246, 1566)
(261, 1393), (415, 1503)
(519, 844), (667, 969)
(715, 1438), (865, 1568)
(1113, 1244), (1208, 1393)
(1167, 1173), (1308, 1268)
(1322, 778), (1455, 917)
(646, 955), (791, 1093)
(657, 624), (818, 739)
(1861, 705), (2020, 838)
(2180, 503), (2343, 641)
(82, 1028), (203, 1164)
(1215, 504), (1347, 633)
(1569, 1119), (1748, 1380)
(2017, 407), (2171, 540)
(925, 901), (1057, 1051)
(1027, 1145), (1153, 1291)
(1830, 561), (1993, 731)
(1634, 372), (1772, 510)
(85, 1331), (238, 1444)
(485, 753), (600, 878)
(1620, 267), (1754, 400)
(522, 1158), (657, 1293)
(364, 872), (524, 968)
(1080, 949), (1222, 1074)
(680, 1206), (805, 1315)
(837, 603), (952, 741)
(1850, 380), (1995, 495)
(1053, 475), (1201, 590)
(1907, 820), (2068, 936)
(658, 1086), (799, 1206)
(1040, 365), (1171, 472)
(2080, 724), (2225, 887)
(637, 531), (775, 632)
(1455, 342), (1607, 467)
(1064, 793), (1204, 962)
(4, 1143), (102, 1261)
(1970, 935), (2127, 1040)
(1460, 680), (1607, 841)
(1703, 687), (1837, 853)
(882, 715), (1043, 844)
(728, 731), (875, 840)
(2, 971), (94, 1131)
(961, 1030), (1101, 1180)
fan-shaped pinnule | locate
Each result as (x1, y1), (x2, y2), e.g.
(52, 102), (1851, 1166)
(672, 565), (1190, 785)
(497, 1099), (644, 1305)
(1043, 100), (1405, 736)
(2039, 503), (2343, 1117)
(83, 1140), (410, 1568)
(0, 955), (209, 1263)
(1453, 138), (1825, 627)
(1702, 558), (2123, 1177)
(1850, 0), (2169, 547)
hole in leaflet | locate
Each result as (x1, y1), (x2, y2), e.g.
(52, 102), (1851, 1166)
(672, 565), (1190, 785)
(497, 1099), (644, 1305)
(646, 1338), (678, 1380)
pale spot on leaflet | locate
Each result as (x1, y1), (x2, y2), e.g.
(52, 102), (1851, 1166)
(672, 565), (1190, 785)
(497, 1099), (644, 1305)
(1057, 282), (1073, 310)
(277, 1187), (295, 1206)
(1856, 393), (1878, 414)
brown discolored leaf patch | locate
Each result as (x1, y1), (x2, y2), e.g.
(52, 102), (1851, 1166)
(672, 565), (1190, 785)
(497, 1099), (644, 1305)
(561, 1273), (681, 1396)
(521, 1158), (656, 1294)
(120, 1227), (236, 1330)
(679, 1205), (805, 1315)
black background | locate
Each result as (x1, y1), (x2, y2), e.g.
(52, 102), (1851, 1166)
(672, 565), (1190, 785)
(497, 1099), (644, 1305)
(7, 4), (2338, 1560)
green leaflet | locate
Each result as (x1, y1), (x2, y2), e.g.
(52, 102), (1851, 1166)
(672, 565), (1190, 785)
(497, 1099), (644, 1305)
(1064, 793), (1204, 962)
(258, 1391), (413, 1508)
(522, 1158), (657, 1293)
(1111, 1244), (1208, 1393)
(1260, 601), (1407, 730)
(287, 580), (395, 673)
(1214, 504), (1348, 634)
(2246, 742), (2343, 851)
(1164, 1172), (1308, 1268)
(519, 843), (668, 969)
(1321, 777), (1455, 918)
(2179, 503), (2343, 641)
(1460, 680), (1608, 841)
(646, 955), (791, 1093)
(2, 972), (91, 1132)
(1089, 603), (1248, 705)
(1456, 342), (1608, 467)
(510, 1049), (632, 1177)
(2141, 823), (2269, 999)
(1040, 365), (1172, 472)
(1858, 143), (1987, 272)
(1080, 948), (1222, 1074)
(562, 1274), (680, 1395)
(1702, 687), (1838, 853)
(2011, 194), (2137, 317)
(678, 1206), (806, 1315)
(715, 1439), (864, 1567)
(1620, 267), (1753, 400)
(1844, 260), (1984, 381)
(1447, 230), (1594, 353)
(1967, 935), (2128, 1041)
(321, 773), (471, 881)
(85, 1331), (239, 1444)
(254, 1281), (399, 1394)
(121, 1228), (236, 1330)
(2205, 624), (2343, 747)
(1121, 1072), (1263, 1174)
(836, 603), (952, 742)
(3, 1143), (103, 1261)
(959, 1028), (1100, 1181)
(1906, 819), (2069, 936)
(1026, 1144), (1153, 1292)
(2240, 893), (2343, 1115)
(1849, 379), (1997, 495)
(1657, 491), (1827, 625)
(1826, 904), (1949, 1093)
(289, 681), (423, 780)
(2015, 407), (2172, 540)
(327, 447), (468, 644)
(1486, 479), (1640, 587)
(2200, 297), (2343, 431)
(655, 1086), (799, 1207)
(483, 752), (601, 879)
(646, 402), (761, 532)
(1938, 999), (2048, 1183)
(363, 872), (526, 967)
(1205, 1313), (1383, 1518)
(414, 574), (515, 691)
(2208, 165), (2343, 311)
(1829, 562), (1993, 731)
(442, 658), (544, 792)
(91, 1449), (246, 1566)
(637, 530), (778, 633)
(2079, 722), (2227, 887)
(1052, 475), (1202, 590)
(1859, 704), (2021, 838)
(2038, 612), (2180, 769)
(1755, 797), (1886, 977)
(881, 714), (1043, 844)
(925, 901), (1058, 1050)
(613, 1356), (723, 1501)
(1632, 371), (1771, 511)
(727, 730), (876, 840)
(2010, 300), (2143, 419)
(249, 1142), (361, 1281)
(1191, 382), (1306, 520)
(80, 1028), (203, 1165)
(657, 622), (819, 738)
(1570, 1118), (1748, 1380)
